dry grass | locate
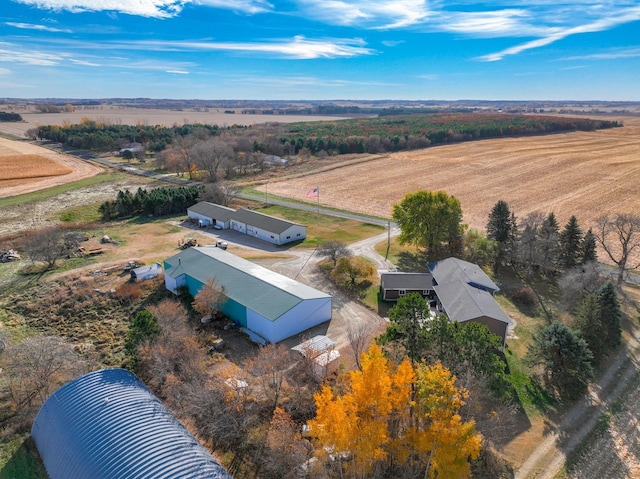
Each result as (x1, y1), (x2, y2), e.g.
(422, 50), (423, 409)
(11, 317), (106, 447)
(264, 115), (640, 233)
(0, 155), (72, 180)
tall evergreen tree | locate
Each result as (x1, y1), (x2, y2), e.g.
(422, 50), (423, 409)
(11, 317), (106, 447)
(539, 212), (560, 273)
(558, 215), (583, 269)
(597, 281), (622, 349)
(526, 321), (593, 400)
(486, 200), (516, 271)
(574, 293), (607, 363)
(582, 228), (598, 264)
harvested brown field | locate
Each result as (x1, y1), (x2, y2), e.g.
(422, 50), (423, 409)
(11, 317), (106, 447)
(0, 154), (72, 180)
(0, 137), (103, 198)
(263, 115), (640, 233)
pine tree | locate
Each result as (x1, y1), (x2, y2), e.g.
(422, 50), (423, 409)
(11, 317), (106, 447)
(597, 281), (622, 349)
(574, 293), (607, 363)
(486, 200), (516, 271)
(526, 321), (593, 400)
(539, 212), (560, 273)
(558, 215), (583, 269)
(582, 228), (598, 264)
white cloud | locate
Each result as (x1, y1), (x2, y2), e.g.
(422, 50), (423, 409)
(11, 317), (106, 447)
(166, 69), (189, 74)
(122, 36), (375, 59)
(195, 0), (272, 14)
(0, 43), (62, 65)
(69, 58), (101, 66)
(382, 40), (404, 47)
(12, 0), (274, 17)
(473, 4), (640, 61)
(563, 47), (640, 61)
(12, 0), (186, 18)
(295, 0), (430, 29)
(0, 67), (11, 75)
(6, 22), (72, 33)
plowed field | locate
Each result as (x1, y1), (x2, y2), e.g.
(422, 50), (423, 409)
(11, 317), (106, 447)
(264, 116), (640, 232)
(0, 138), (103, 198)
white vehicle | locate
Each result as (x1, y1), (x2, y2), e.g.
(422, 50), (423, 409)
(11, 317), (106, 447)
(216, 241), (228, 250)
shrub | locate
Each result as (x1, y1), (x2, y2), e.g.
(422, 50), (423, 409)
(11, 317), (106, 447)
(511, 286), (536, 306)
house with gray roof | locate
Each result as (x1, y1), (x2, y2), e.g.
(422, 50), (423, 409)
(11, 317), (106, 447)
(380, 272), (434, 301)
(380, 257), (512, 347)
(187, 201), (306, 245)
(164, 246), (331, 343)
(429, 257), (499, 293)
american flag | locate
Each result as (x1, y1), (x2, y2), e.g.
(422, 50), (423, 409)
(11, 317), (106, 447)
(306, 187), (319, 198)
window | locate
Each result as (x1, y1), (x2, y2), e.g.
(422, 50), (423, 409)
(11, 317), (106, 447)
(286, 236), (291, 239)
(399, 289), (406, 296)
(423, 290), (429, 295)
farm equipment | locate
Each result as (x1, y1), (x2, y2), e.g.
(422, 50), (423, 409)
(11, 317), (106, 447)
(0, 249), (21, 262)
(180, 238), (198, 249)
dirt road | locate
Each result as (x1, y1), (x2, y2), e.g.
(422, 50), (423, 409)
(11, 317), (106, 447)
(515, 321), (640, 479)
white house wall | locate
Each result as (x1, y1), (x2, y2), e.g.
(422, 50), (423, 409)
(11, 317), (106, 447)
(187, 211), (211, 225)
(246, 298), (332, 343)
(280, 225), (307, 245)
(230, 220), (247, 234)
(164, 274), (186, 294)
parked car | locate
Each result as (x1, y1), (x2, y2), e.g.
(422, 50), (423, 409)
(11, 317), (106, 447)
(216, 241), (228, 250)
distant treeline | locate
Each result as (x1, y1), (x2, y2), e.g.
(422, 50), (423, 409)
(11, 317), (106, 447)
(0, 111), (22, 122)
(33, 122), (221, 152)
(34, 113), (621, 159)
(98, 186), (201, 220)
(274, 113), (621, 155)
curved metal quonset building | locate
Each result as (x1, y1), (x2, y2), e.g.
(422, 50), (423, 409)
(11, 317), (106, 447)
(32, 369), (232, 479)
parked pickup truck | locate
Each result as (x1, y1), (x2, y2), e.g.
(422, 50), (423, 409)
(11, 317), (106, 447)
(216, 241), (228, 250)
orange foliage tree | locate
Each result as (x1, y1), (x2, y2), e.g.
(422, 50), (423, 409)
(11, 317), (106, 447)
(308, 344), (481, 478)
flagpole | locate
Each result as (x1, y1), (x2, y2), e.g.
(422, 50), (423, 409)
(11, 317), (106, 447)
(316, 186), (320, 226)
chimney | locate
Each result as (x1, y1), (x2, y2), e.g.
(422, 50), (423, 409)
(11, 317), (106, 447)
(178, 258), (181, 266)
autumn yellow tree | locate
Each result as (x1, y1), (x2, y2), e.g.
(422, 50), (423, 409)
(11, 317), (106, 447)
(308, 345), (481, 479)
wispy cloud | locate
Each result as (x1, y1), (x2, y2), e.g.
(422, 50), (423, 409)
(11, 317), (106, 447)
(6, 22), (72, 33)
(476, 4), (640, 61)
(0, 67), (11, 75)
(166, 69), (189, 74)
(69, 58), (101, 66)
(563, 46), (640, 61)
(0, 42), (62, 66)
(12, 0), (273, 17)
(12, 0), (187, 18)
(196, 0), (273, 14)
(114, 36), (376, 59)
(295, 0), (431, 29)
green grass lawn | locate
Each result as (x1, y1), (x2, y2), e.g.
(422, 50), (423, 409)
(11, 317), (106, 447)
(0, 434), (46, 479)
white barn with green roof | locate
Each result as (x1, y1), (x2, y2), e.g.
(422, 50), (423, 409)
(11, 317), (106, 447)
(164, 246), (332, 343)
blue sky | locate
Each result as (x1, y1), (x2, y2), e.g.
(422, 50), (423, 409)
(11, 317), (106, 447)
(1, 0), (639, 100)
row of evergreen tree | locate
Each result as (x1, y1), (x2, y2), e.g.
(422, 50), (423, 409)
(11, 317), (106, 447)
(33, 122), (220, 152)
(98, 186), (201, 220)
(486, 200), (596, 276)
(0, 111), (22, 122)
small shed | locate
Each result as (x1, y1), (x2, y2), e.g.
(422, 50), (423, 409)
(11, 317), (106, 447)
(31, 369), (232, 479)
(292, 335), (340, 379)
(130, 262), (162, 281)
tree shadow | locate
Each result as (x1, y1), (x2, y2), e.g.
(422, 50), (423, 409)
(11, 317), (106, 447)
(395, 251), (432, 272)
(0, 435), (47, 479)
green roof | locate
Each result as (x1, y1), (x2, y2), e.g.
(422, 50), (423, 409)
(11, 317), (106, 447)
(165, 247), (330, 321)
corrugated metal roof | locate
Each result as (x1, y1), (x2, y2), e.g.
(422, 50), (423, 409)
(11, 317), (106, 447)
(32, 369), (233, 479)
(164, 246), (330, 321)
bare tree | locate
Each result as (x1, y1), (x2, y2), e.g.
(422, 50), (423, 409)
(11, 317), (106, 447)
(244, 344), (292, 412)
(558, 262), (605, 311)
(198, 182), (240, 206)
(193, 278), (227, 321)
(317, 240), (351, 267)
(190, 139), (236, 183)
(23, 227), (71, 269)
(346, 321), (371, 370)
(1, 336), (85, 421)
(518, 211), (545, 278)
(595, 214), (640, 285)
